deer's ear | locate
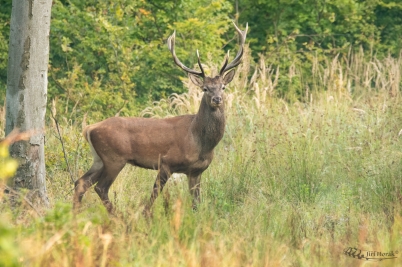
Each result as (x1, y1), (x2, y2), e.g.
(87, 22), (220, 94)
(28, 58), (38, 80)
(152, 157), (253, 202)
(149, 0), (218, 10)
(188, 73), (204, 87)
(222, 69), (235, 85)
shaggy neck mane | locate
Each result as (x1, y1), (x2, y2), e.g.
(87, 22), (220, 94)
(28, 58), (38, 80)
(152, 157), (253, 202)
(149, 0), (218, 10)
(191, 94), (226, 154)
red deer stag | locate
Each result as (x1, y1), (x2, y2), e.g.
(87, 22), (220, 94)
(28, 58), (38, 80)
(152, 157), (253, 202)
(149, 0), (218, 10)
(73, 22), (248, 213)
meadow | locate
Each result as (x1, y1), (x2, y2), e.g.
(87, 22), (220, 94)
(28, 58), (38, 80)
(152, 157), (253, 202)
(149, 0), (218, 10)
(1, 48), (402, 266)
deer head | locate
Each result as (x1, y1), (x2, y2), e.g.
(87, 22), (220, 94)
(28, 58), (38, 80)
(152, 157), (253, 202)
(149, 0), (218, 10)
(167, 22), (248, 109)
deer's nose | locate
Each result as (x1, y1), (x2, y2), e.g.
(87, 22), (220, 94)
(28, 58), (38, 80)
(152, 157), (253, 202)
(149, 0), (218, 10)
(212, 96), (222, 105)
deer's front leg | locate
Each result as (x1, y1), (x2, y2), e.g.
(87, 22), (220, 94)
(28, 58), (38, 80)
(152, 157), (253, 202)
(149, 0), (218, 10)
(188, 174), (201, 210)
(144, 166), (170, 215)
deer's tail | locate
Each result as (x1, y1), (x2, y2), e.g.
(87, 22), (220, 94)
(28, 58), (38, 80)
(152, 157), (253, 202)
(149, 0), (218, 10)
(82, 126), (90, 142)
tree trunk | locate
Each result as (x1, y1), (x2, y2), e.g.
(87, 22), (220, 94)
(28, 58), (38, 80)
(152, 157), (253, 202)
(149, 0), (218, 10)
(5, 0), (52, 208)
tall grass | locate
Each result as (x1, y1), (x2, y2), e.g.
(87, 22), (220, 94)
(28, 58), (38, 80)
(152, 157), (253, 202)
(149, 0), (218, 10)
(1, 48), (402, 266)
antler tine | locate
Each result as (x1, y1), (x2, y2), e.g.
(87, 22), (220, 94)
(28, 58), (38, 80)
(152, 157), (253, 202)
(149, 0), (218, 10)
(167, 30), (204, 77)
(219, 50), (230, 75)
(219, 22), (248, 75)
(196, 50), (205, 77)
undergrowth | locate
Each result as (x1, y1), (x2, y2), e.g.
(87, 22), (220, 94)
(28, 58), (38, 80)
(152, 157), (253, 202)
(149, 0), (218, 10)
(1, 49), (402, 266)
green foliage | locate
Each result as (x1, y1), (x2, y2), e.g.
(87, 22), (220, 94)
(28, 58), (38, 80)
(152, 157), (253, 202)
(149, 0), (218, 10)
(49, 0), (232, 119)
(0, 135), (22, 267)
(375, 1), (402, 53)
(236, 0), (402, 101)
(1, 0), (402, 113)
(0, 141), (18, 180)
(0, 217), (20, 267)
(0, 0), (12, 104)
(238, 0), (402, 56)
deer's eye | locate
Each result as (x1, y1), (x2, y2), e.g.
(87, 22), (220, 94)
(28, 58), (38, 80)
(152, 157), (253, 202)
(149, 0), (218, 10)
(203, 87), (208, 92)
(222, 85), (226, 90)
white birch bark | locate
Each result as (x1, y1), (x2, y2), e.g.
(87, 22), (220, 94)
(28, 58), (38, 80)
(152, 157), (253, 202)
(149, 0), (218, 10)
(5, 0), (52, 208)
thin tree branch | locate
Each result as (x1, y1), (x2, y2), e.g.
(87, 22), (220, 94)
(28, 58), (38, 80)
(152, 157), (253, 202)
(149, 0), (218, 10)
(50, 110), (75, 184)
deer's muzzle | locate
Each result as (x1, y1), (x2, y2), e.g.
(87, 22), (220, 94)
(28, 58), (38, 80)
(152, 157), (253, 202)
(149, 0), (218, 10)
(212, 96), (222, 105)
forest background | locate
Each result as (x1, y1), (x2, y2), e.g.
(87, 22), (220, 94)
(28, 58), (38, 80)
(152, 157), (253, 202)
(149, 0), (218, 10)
(1, 0), (401, 116)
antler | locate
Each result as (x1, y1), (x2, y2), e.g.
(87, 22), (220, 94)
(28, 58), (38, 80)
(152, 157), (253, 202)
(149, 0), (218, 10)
(167, 30), (205, 77)
(219, 22), (248, 75)
(167, 22), (247, 77)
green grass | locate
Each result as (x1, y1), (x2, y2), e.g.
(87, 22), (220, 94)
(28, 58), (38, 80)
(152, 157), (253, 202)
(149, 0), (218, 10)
(1, 50), (402, 266)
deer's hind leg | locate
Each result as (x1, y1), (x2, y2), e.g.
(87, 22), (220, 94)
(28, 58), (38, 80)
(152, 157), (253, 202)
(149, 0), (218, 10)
(94, 160), (126, 213)
(73, 160), (104, 211)
(74, 129), (105, 211)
